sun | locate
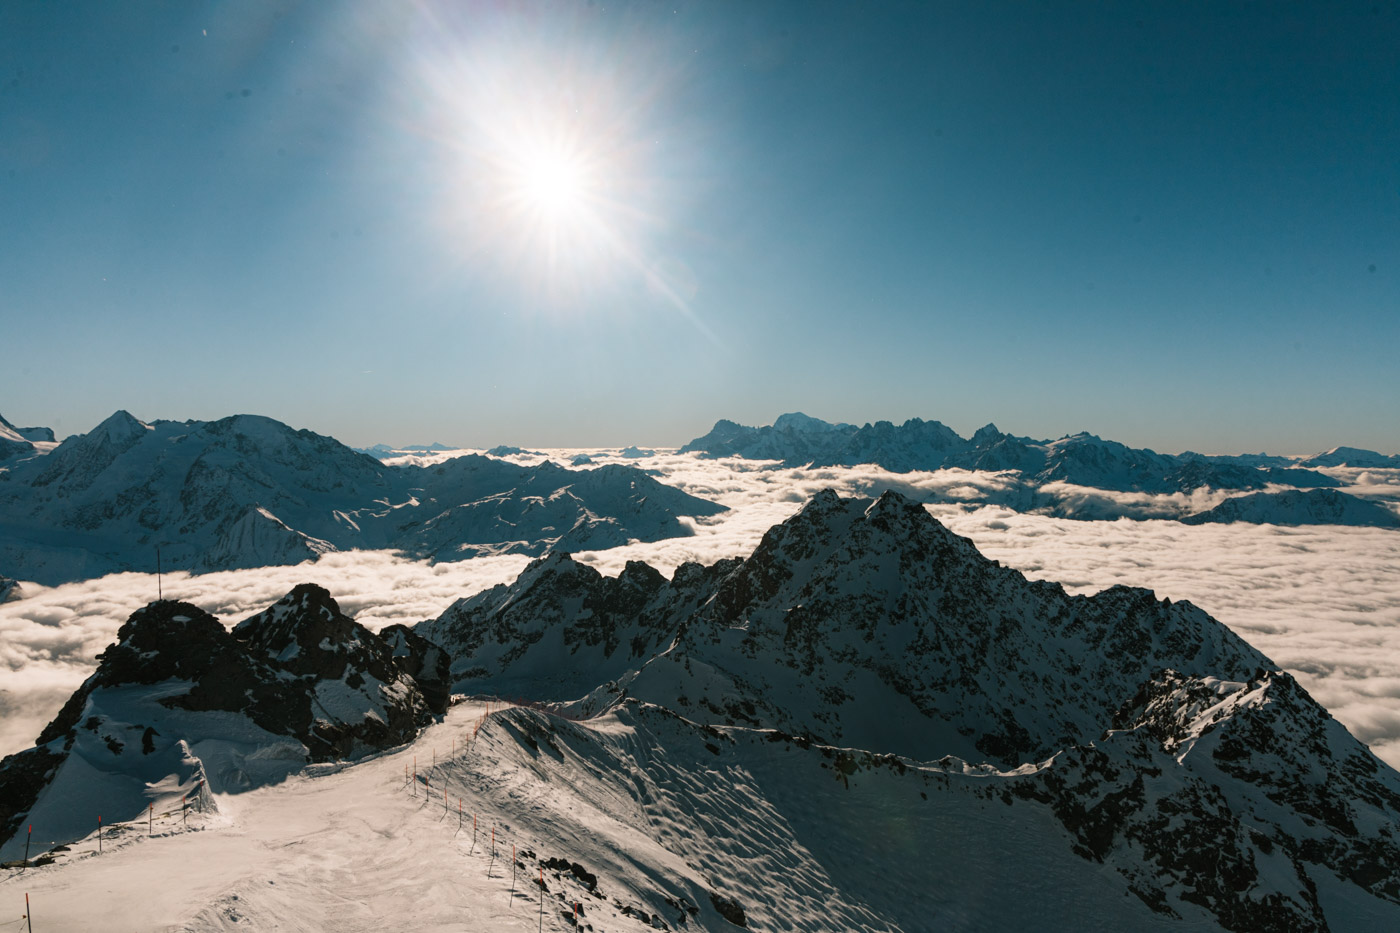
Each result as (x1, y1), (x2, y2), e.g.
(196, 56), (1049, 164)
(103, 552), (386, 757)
(517, 153), (589, 219)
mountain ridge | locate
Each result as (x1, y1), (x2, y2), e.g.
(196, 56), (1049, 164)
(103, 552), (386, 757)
(681, 412), (1366, 492)
(0, 411), (726, 586)
(4, 490), (1400, 930)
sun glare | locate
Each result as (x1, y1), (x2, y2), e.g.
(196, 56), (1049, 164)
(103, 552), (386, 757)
(411, 19), (720, 342)
(517, 153), (589, 217)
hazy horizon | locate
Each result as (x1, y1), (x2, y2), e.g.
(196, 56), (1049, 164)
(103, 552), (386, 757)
(5, 402), (1396, 459)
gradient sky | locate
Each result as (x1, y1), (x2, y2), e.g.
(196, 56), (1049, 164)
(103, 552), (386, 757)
(2, 1), (1396, 454)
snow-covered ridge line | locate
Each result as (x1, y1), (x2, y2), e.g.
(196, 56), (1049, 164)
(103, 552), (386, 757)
(0, 410), (726, 586)
(679, 413), (1400, 527)
(409, 488), (1400, 928)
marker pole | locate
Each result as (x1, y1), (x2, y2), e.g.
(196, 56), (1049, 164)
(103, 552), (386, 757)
(25, 893), (32, 933)
(98, 815), (102, 854)
(510, 844), (516, 904)
(538, 869), (544, 933)
(149, 805), (153, 836)
(183, 795), (188, 829)
(23, 824), (30, 867)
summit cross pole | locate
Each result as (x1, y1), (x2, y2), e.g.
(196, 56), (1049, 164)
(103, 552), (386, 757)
(156, 546), (162, 601)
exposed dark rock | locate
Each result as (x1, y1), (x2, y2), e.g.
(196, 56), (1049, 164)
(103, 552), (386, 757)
(380, 623), (453, 714)
(708, 892), (747, 927)
(1, 585), (441, 851)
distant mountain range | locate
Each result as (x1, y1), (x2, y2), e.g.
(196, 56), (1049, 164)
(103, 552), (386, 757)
(0, 411), (725, 586)
(682, 413), (1400, 526)
(354, 442), (456, 456)
(680, 412), (1394, 488)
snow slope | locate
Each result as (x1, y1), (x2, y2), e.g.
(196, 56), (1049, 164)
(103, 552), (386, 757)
(1181, 488), (1400, 528)
(7, 697), (1400, 932)
(0, 412), (55, 463)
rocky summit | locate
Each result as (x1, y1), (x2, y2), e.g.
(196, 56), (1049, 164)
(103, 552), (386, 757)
(0, 585), (437, 855)
(416, 489), (1400, 931)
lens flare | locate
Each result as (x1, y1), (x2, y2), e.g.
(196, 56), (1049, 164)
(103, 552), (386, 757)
(402, 5), (722, 345)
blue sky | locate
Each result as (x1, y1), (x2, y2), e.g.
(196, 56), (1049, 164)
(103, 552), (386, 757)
(2, 1), (1396, 453)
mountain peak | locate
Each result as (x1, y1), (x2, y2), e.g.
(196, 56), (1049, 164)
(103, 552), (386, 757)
(970, 422), (1003, 446)
(95, 409), (150, 443)
(233, 583), (377, 681)
(772, 412), (843, 433)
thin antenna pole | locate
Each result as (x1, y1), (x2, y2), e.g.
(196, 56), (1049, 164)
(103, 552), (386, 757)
(156, 546), (163, 601)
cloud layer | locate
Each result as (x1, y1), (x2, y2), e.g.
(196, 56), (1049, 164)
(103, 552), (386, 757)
(4, 450), (1398, 769)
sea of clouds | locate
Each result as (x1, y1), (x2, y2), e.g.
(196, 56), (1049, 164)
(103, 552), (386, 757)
(4, 450), (1399, 768)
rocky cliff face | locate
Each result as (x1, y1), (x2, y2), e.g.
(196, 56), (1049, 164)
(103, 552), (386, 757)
(0, 584), (445, 855)
(424, 489), (1271, 764)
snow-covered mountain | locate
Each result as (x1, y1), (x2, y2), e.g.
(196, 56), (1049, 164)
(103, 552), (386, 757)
(425, 489), (1274, 763)
(355, 442), (457, 458)
(6, 492), (1400, 930)
(1181, 488), (1400, 528)
(0, 584), (440, 858)
(416, 490), (1400, 929)
(681, 413), (1346, 494)
(0, 411), (54, 461)
(0, 411), (725, 585)
(1299, 446), (1400, 469)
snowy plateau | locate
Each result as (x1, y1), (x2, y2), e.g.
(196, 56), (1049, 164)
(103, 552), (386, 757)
(1, 411), (1399, 931)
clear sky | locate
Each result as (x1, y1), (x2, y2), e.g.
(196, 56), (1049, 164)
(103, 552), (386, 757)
(2, 1), (1396, 454)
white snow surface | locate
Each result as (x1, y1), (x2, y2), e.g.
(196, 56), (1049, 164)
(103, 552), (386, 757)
(2, 700), (1255, 933)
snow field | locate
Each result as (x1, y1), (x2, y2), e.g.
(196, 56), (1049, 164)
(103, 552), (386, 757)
(0, 697), (1179, 932)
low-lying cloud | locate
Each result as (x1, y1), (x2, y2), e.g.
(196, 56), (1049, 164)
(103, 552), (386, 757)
(4, 450), (1399, 770)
